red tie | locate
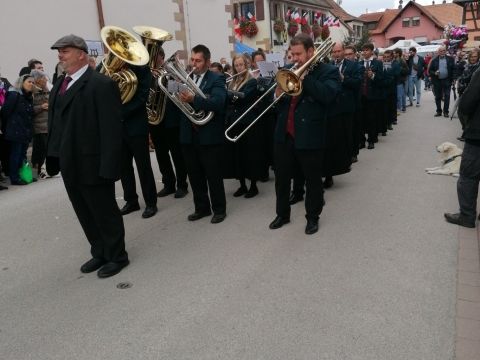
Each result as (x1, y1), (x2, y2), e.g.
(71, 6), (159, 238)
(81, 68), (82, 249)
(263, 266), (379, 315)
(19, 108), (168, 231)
(59, 76), (72, 95)
(286, 96), (299, 138)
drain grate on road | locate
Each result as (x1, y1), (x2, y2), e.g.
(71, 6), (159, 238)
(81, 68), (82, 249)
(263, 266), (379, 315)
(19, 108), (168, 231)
(116, 282), (132, 289)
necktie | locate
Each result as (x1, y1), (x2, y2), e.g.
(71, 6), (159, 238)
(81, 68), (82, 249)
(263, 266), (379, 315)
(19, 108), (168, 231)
(286, 96), (299, 138)
(59, 76), (72, 95)
(195, 74), (201, 86)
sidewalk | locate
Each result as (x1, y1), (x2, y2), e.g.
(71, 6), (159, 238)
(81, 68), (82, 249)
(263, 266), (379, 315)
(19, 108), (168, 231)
(455, 225), (480, 359)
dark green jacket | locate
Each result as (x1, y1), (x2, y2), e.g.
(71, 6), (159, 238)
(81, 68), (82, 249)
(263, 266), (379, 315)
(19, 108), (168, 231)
(274, 63), (340, 150)
(179, 70), (227, 145)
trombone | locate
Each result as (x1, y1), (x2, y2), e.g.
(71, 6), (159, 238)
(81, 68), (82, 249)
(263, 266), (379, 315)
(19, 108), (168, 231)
(224, 38), (334, 142)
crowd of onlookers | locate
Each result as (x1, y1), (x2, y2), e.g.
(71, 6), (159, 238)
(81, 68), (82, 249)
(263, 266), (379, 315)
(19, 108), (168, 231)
(0, 56), (98, 190)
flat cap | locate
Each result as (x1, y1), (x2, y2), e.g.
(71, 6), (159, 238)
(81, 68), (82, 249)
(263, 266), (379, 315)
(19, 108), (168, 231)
(51, 34), (88, 53)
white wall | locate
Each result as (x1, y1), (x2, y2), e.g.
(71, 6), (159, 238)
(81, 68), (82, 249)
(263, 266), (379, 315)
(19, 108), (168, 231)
(184, 0), (233, 61)
(0, 0), (233, 83)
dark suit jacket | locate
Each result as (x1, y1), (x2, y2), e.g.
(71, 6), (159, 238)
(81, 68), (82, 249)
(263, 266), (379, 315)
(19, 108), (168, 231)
(334, 59), (363, 114)
(179, 70), (227, 145)
(274, 63), (341, 150)
(383, 61), (400, 95)
(429, 56), (455, 84)
(459, 69), (480, 140)
(46, 67), (123, 185)
(122, 64), (151, 137)
(226, 77), (258, 125)
(360, 58), (385, 100)
(407, 55), (425, 79)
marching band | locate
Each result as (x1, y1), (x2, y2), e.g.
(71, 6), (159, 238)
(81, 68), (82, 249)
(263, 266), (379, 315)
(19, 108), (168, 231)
(47, 25), (405, 277)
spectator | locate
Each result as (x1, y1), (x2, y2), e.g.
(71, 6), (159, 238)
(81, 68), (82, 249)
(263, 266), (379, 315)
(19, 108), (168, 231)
(0, 74), (34, 185)
(19, 59), (43, 76)
(444, 68), (480, 227)
(30, 69), (50, 179)
(429, 46), (455, 117)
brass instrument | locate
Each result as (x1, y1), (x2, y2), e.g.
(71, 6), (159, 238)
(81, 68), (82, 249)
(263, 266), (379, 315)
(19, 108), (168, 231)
(225, 38), (334, 142)
(226, 69), (260, 83)
(157, 52), (214, 126)
(133, 25), (173, 125)
(99, 25), (149, 104)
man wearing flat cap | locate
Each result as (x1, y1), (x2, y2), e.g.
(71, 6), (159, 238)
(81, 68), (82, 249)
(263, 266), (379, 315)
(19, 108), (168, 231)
(46, 34), (129, 278)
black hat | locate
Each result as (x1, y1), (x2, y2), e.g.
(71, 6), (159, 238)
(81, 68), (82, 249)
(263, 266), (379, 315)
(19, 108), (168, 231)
(51, 34), (88, 53)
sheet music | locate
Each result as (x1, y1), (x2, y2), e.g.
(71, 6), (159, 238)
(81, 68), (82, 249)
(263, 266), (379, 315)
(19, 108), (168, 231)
(257, 61), (278, 78)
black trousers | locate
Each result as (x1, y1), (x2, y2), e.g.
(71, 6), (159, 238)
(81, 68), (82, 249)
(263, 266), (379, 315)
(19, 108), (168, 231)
(149, 125), (187, 190)
(457, 142), (480, 222)
(64, 181), (128, 263)
(120, 135), (157, 207)
(433, 79), (452, 114)
(360, 97), (382, 143)
(274, 136), (324, 221)
(182, 142), (226, 215)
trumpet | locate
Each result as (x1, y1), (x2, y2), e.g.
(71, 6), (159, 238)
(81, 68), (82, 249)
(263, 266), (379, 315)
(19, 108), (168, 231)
(157, 52), (214, 126)
(225, 38), (334, 142)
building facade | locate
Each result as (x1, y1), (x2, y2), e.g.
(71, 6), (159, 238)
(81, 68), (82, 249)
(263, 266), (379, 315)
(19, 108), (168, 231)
(0, 0), (233, 83)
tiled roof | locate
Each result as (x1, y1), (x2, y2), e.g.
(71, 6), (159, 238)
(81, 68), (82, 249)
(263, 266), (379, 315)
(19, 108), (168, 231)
(322, 0), (358, 22)
(423, 3), (463, 27)
(358, 12), (384, 23)
(371, 9), (400, 34)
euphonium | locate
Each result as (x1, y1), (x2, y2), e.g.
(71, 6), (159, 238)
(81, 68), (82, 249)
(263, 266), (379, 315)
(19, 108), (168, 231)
(99, 25), (149, 104)
(157, 52), (214, 126)
(133, 26), (173, 125)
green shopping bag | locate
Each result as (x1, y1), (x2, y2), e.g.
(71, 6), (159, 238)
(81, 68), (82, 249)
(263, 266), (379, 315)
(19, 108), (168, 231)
(19, 161), (33, 184)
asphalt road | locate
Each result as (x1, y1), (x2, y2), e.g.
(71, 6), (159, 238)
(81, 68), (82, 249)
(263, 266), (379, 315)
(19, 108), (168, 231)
(0, 90), (462, 360)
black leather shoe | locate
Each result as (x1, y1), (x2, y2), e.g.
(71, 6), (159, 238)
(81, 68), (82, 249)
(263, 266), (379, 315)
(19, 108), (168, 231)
(269, 216), (290, 229)
(157, 187), (175, 197)
(359, 142), (366, 149)
(188, 211), (211, 221)
(120, 201), (140, 215)
(0, 184), (8, 190)
(80, 258), (107, 273)
(434, 112), (442, 117)
(305, 219), (319, 235)
(211, 213), (226, 224)
(142, 205), (158, 219)
(233, 186), (247, 197)
(388, 125), (393, 130)
(97, 260), (130, 278)
(381, 132), (387, 136)
(11, 179), (28, 185)
(444, 112), (449, 118)
(323, 177), (334, 189)
(444, 213), (475, 228)
(244, 187), (259, 198)
(367, 142), (375, 149)
(174, 187), (188, 198)
(289, 193), (304, 205)
(351, 156), (358, 163)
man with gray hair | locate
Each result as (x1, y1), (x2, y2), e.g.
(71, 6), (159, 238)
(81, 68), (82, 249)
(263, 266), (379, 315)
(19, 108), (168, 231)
(47, 34), (129, 278)
(429, 46), (455, 117)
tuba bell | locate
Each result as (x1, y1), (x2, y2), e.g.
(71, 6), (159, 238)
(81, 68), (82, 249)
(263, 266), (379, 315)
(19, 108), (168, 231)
(133, 25), (173, 125)
(99, 25), (149, 104)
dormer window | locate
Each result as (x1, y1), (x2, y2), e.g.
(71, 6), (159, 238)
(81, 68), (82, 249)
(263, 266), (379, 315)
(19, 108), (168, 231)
(412, 16), (420, 26)
(402, 18), (411, 27)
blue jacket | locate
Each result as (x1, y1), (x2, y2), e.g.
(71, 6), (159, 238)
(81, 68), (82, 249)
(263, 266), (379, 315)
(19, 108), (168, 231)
(1, 90), (33, 143)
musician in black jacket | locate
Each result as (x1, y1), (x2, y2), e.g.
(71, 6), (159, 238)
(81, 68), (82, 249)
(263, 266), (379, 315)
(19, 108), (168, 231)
(178, 44), (227, 224)
(118, 64), (158, 219)
(323, 42), (363, 188)
(359, 43), (384, 150)
(269, 34), (340, 235)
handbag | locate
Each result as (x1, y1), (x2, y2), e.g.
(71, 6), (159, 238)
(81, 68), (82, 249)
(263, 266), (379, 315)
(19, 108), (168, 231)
(19, 161), (33, 184)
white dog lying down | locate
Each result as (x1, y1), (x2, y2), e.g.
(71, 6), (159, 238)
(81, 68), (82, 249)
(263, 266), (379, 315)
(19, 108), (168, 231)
(425, 142), (462, 177)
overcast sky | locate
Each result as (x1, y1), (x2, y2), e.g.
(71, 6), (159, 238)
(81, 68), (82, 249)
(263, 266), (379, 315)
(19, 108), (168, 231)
(341, 0), (453, 16)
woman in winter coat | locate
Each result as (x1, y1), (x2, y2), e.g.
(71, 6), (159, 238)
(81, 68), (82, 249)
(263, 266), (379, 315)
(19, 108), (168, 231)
(0, 74), (34, 185)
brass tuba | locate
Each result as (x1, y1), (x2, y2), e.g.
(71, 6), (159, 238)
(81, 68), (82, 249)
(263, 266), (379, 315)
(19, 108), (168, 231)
(133, 25), (173, 125)
(99, 25), (149, 104)
(157, 52), (214, 126)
